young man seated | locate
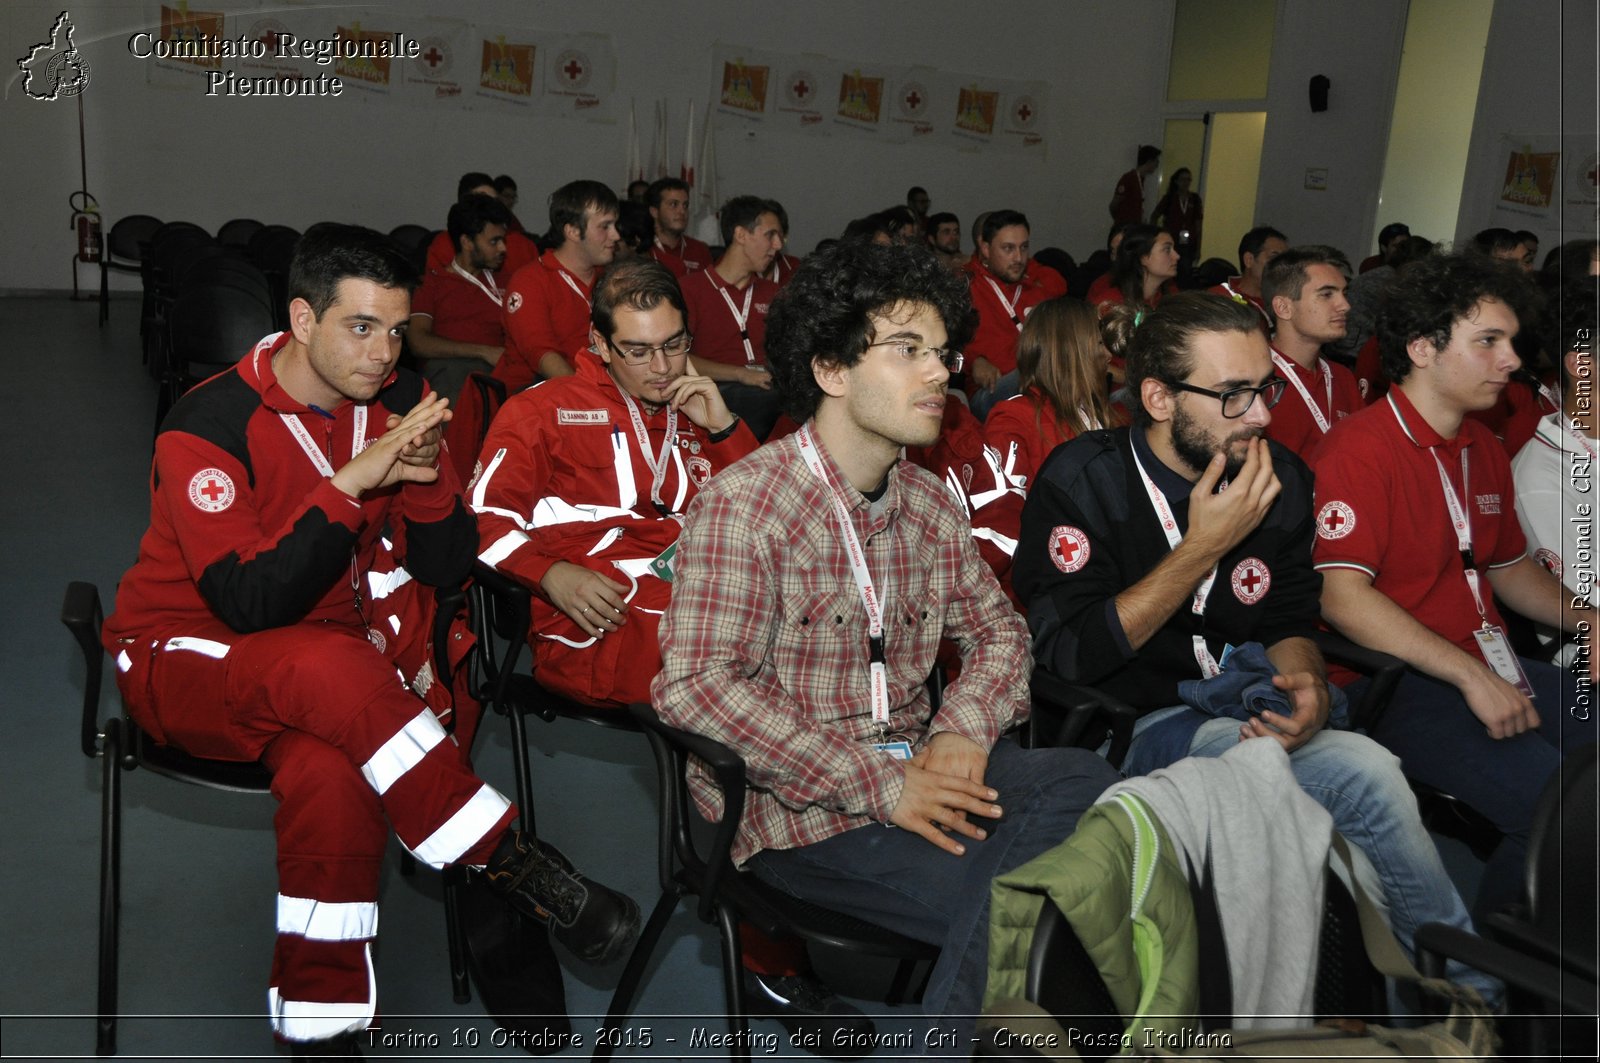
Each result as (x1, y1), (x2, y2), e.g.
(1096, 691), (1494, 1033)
(1012, 291), (1496, 1004)
(103, 223), (638, 1054)
(652, 241), (1119, 1039)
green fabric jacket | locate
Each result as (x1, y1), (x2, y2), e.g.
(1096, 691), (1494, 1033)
(986, 800), (1201, 1044)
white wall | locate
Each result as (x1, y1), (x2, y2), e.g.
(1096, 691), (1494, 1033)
(1253, 0), (1409, 263)
(0, 0), (1174, 294)
(1455, 0), (1599, 248)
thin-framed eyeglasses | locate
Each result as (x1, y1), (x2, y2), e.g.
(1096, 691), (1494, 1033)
(607, 333), (693, 365)
(1166, 377), (1287, 419)
(865, 340), (964, 373)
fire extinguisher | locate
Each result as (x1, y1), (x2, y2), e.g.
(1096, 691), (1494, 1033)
(71, 190), (102, 263)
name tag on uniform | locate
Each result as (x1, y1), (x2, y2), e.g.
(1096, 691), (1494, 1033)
(1474, 626), (1536, 697)
(874, 740), (914, 760)
(557, 408), (610, 425)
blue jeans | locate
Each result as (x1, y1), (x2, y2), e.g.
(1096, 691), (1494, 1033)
(1345, 658), (1593, 921)
(1127, 714), (1502, 1006)
(968, 370), (1020, 422)
(749, 741), (1117, 1042)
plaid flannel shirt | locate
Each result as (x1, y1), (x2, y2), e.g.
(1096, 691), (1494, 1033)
(651, 425), (1032, 865)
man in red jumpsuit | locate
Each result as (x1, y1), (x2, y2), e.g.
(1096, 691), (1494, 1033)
(104, 223), (639, 1054)
(472, 257), (758, 707)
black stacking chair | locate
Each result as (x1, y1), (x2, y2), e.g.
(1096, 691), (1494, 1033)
(245, 225), (302, 330)
(215, 218), (264, 249)
(601, 701), (939, 1062)
(156, 282), (277, 432)
(98, 214), (163, 327)
(1417, 743), (1599, 1060)
(389, 224), (437, 275)
(62, 581), (474, 1057)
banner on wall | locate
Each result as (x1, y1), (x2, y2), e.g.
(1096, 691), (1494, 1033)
(1495, 136), (1562, 220)
(710, 43), (778, 123)
(330, 18), (400, 97)
(832, 63), (899, 137)
(540, 34), (615, 120)
(473, 25), (540, 110)
(397, 17), (470, 106)
(142, 1), (228, 87)
(772, 54), (831, 134)
(885, 67), (940, 141)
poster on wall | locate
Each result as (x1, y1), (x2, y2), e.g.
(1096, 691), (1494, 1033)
(1495, 136), (1561, 220)
(472, 25), (540, 110)
(832, 64), (896, 136)
(1489, 134), (1599, 236)
(397, 17), (470, 107)
(772, 54), (831, 135)
(710, 43), (778, 123)
(329, 18), (400, 97)
(998, 80), (1048, 155)
(141, 1), (228, 88)
(885, 67), (941, 142)
(233, 6), (324, 84)
(539, 34), (615, 121)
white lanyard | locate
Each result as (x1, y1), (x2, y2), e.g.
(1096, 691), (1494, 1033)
(1130, 442), (1222, 677)
(1428, 447), (1491, 624)
(794, 424), (892, 734)
(619, 392), (679, 515)
(1271, 350), (1333, 433)
(280, 405), (367, 478)
(982, 276), (1026, 330)
(1538, 380), (1562, 411)
(557, 269), (591, 310)
(1221, 281), (1272, 327)
(449, 261), (502, 307)
(712, 276), (757, 365)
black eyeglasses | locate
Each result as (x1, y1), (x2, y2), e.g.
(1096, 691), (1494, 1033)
(607, 334), (693, 365)
(1166, 377), (1287, 419)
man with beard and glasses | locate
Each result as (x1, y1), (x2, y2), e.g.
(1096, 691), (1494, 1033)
(1013, 292), (1499, 1008)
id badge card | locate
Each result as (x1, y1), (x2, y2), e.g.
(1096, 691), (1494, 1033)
(1475, 626), (1536, 697)
(648, 541), (678, 583)
(874, 740), (914, 760)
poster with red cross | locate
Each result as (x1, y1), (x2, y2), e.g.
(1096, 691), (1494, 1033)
(540, 34), (615, 120)
(396, 17), (469, 106)
(772, 53), (831, 134)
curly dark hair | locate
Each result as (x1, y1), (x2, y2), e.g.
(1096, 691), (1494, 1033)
(1377, 251), (1538, 385)
(765, 241), (976, 423)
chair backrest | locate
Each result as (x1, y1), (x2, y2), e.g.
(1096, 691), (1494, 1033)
(106, 214), (164, 264)
(147, 226), (218, 286)
(389, 225), (438, 274)
(1526, 742), (1598, 938)
(176, 247), (270, 296)
(246, 224), (302, 275)
(168, 283), (278, 374)
(216, 217), (264, 248)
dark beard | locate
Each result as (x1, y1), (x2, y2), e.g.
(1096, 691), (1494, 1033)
(1170, 404), (1261, 482)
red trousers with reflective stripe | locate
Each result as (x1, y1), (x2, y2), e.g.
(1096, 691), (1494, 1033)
(112, 618), (515, 1039)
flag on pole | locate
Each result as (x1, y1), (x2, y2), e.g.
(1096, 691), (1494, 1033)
(625, 99), (644, 185)
(652, 99), (672, 178)
(691, 101), (721, 245)
(682, 99), (696, 191)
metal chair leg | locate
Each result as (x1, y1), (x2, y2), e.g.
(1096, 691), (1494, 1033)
(717, 906), (752, 1063)
(97, 720), (123, 1057)
(442, 867), (472, 1005)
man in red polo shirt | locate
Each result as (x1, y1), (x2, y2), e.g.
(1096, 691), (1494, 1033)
(1207, 226), (1286, 335)
(1311, 251), (1595, 920)
(409, 194), (513, 403)
(498, 180), (620, 391)
(646, 177), (713, 279)
(966, 209), (1050, 420)
(424, 173), (539, 278)
(682, 195), (785, 440)
(1261, 246), (1363, 459)
(1108, 144), (1160, 226)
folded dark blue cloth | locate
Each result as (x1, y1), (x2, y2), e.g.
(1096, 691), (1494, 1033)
(1124, 642), (1349, 778)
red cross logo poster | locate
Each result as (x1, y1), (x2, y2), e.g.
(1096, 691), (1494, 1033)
(396, 17), (468, 105)
(775, 62), (827, 131)
(1049, 526), (1091, 574)
(1000, 83), (1048, 152)
(1231, 557), (1271, 605)
(236, 15), (304, 82)
(887, 68), (938, 140)
(540, 35), (614, 119)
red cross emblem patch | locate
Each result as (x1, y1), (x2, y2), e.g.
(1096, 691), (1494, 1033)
(506, 291), (523, 314)
(1316, 500), (1356, 540)
(188, 468), (235, 513)
(1049, 526), (1090, 574)
(1534, 546), (1563, 579)
(1231, 557), (1271, 605)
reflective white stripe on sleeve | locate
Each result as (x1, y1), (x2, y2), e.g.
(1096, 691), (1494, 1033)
(361, 709), (448, 795)
(365, 565), (413, 602)
(409, 784), (512, 869)
(611, 427), (638, 511)
(469, 447), (511, 510)
(276, 895), (379, 941)
(117, 650), (133, 672)
(387, 615), (401, 636)
(268, 944), (375, 1042)
(530, 496), (641, 528)
(971, 526), (1020, 557)
(162, 636), (231, 659)
(479, 528), (530, 568)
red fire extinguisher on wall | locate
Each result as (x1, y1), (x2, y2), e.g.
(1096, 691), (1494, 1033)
(72, 190), (102, 263)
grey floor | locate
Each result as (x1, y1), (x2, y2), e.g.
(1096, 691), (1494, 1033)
(0, 293), (1485, 1062)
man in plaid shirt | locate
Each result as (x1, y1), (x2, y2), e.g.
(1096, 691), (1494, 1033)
(653, 241), (1117, 1033)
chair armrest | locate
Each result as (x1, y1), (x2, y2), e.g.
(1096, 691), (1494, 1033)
(1029, 668), (1139, 768)
(61, 581), (105, 759)
(432, 584), (465, 690)
(1415, 922), (1598, 1013)
(1483, 912), (1600, 981)
(1312, 629), (1407, 732)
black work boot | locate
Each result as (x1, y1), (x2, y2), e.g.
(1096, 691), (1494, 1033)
(482, 830), (640, 965)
